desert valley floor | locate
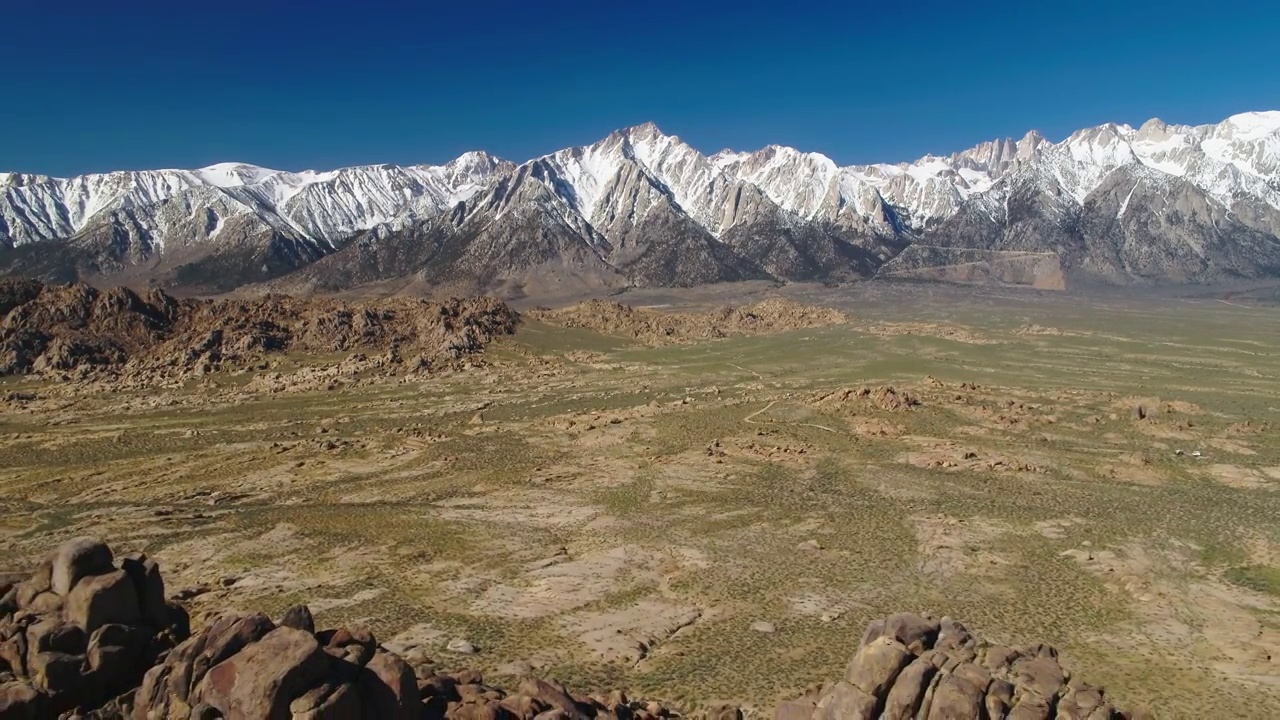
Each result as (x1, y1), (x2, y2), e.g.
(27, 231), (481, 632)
(1, 281), (1278, 718)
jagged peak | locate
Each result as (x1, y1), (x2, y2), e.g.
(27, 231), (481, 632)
(1139, 117), (1168, 133)
(446, 150), (512, 173)
(0, 171), (54, 189)
(623, 120), (666, 139)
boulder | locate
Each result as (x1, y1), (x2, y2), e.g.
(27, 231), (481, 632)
(280, 604), (316, 634)
(0, 540), (185, 719)
(321, 626), (377, 667)
(198, 626), (329, 719)
(26, 618), (85, 656)
(119, 553), (168, 630)
(290, 680), (363, 719)
(809, 614), (1135, 720)
(693, 704), (742, 720)
(774, 697), (818, 720)
(814, 681), (877, 720)
(133, 612), (276, 715)
(517, 678), (590, 720)
(50, 538), (114, 597)
(21, 592), (61, 616)
(28, 650), (85, 695)
(881, 613), (941, 653)
(927, 673), (985, 719)
(845, 636), (912, 697)
(1012, 654), (1066, 702)
(358, 649), (420, 719)
(0, 681), (42, 718)
(65, 570), (141, 634)
(881, 652), (939, 719)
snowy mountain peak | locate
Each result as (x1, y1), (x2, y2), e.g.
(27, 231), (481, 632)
(1220, 111), (1280, 141)
(4, 109), (1280, 292)
(0, 172), (52, 190)
(196, 162), (282, 188)
(623, 121), (666, 140)
(447, 150), (507, 170)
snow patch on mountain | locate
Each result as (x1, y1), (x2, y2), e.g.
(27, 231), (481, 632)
(3, 111), (1278, 281)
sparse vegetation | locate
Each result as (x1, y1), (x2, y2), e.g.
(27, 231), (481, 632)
(1, 282), (1278, 717)
(1225, 565), (1280, 596)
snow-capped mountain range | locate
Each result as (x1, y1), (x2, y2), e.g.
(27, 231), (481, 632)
(3, 111), (1279, 292)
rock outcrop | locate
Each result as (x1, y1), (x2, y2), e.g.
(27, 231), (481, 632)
(0, 279), (521, 377)
(2, 539), (1140, 720)
(0, 538), (189, 718)
(527, 298), (850, 345)
(779, 613), (1141, 720)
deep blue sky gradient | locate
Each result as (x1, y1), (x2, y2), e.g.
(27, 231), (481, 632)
(4, 0), (1277, 176)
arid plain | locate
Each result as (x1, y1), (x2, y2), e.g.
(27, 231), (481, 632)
(1, 282), (1277, 719)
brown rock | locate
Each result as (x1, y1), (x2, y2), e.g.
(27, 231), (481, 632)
(279, 604), (315, 634)
(133, 612), (275, 715)
(1012, 654), (1066, 702)
(845, 636), (912, 697)
(454, 699), (514, 720)
(198, 626), (329, 719)
(0, 630), (29, 680)
(881, 613), (941, 653)
(20, 592), (61, 616)
(774, 697), (818, 720)
(1057, 683), (1108, 719)
(86, 623), (151, 688)
(26, 618), (85, 655)
(985, 678), (1014, 719)
(500, 693), (548, 718)
(0, 681), (42, 718)
(358, 649), (420, 719)
(814, 681), (877, 720)
(28, 650), (84, 694)
(926, 672), (987, 720)
(881, 652), (939, 719)
(119, 553), (167, 630)
(517, 678), (589, 720)
(1007, 692), (1053, 720)
(694, 704), (742, 720)
(322, 626), (376, 667)
(51, 538), (114, 597)
(65, 570), (140, 634)
(418, 673), (460, 701)
(290, 681), (363, 720)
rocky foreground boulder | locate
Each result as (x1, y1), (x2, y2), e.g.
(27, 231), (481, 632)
(780, 613), (1142, 720)
(0, 538), (189, 718)
(2, 539), (1141, 719)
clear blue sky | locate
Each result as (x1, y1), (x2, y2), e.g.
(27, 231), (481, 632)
(5, 0), (1276, 177)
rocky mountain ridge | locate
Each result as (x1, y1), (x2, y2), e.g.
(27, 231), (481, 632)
(0, 278), (520, 379)
(4, 112), (1280, 292)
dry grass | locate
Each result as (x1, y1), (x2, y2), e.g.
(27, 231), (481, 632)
(2, 283), (1279, 718)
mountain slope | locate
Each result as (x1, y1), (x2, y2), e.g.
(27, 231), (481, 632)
(4, 110), (1280, 292)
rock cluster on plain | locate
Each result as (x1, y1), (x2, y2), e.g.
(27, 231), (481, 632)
(527, 298), (851, 345)
(1, 539), (1141, 720)
(0, 279), (521, 378)
(0, 538), (189, 718)
(780, 613), (1143, 720)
